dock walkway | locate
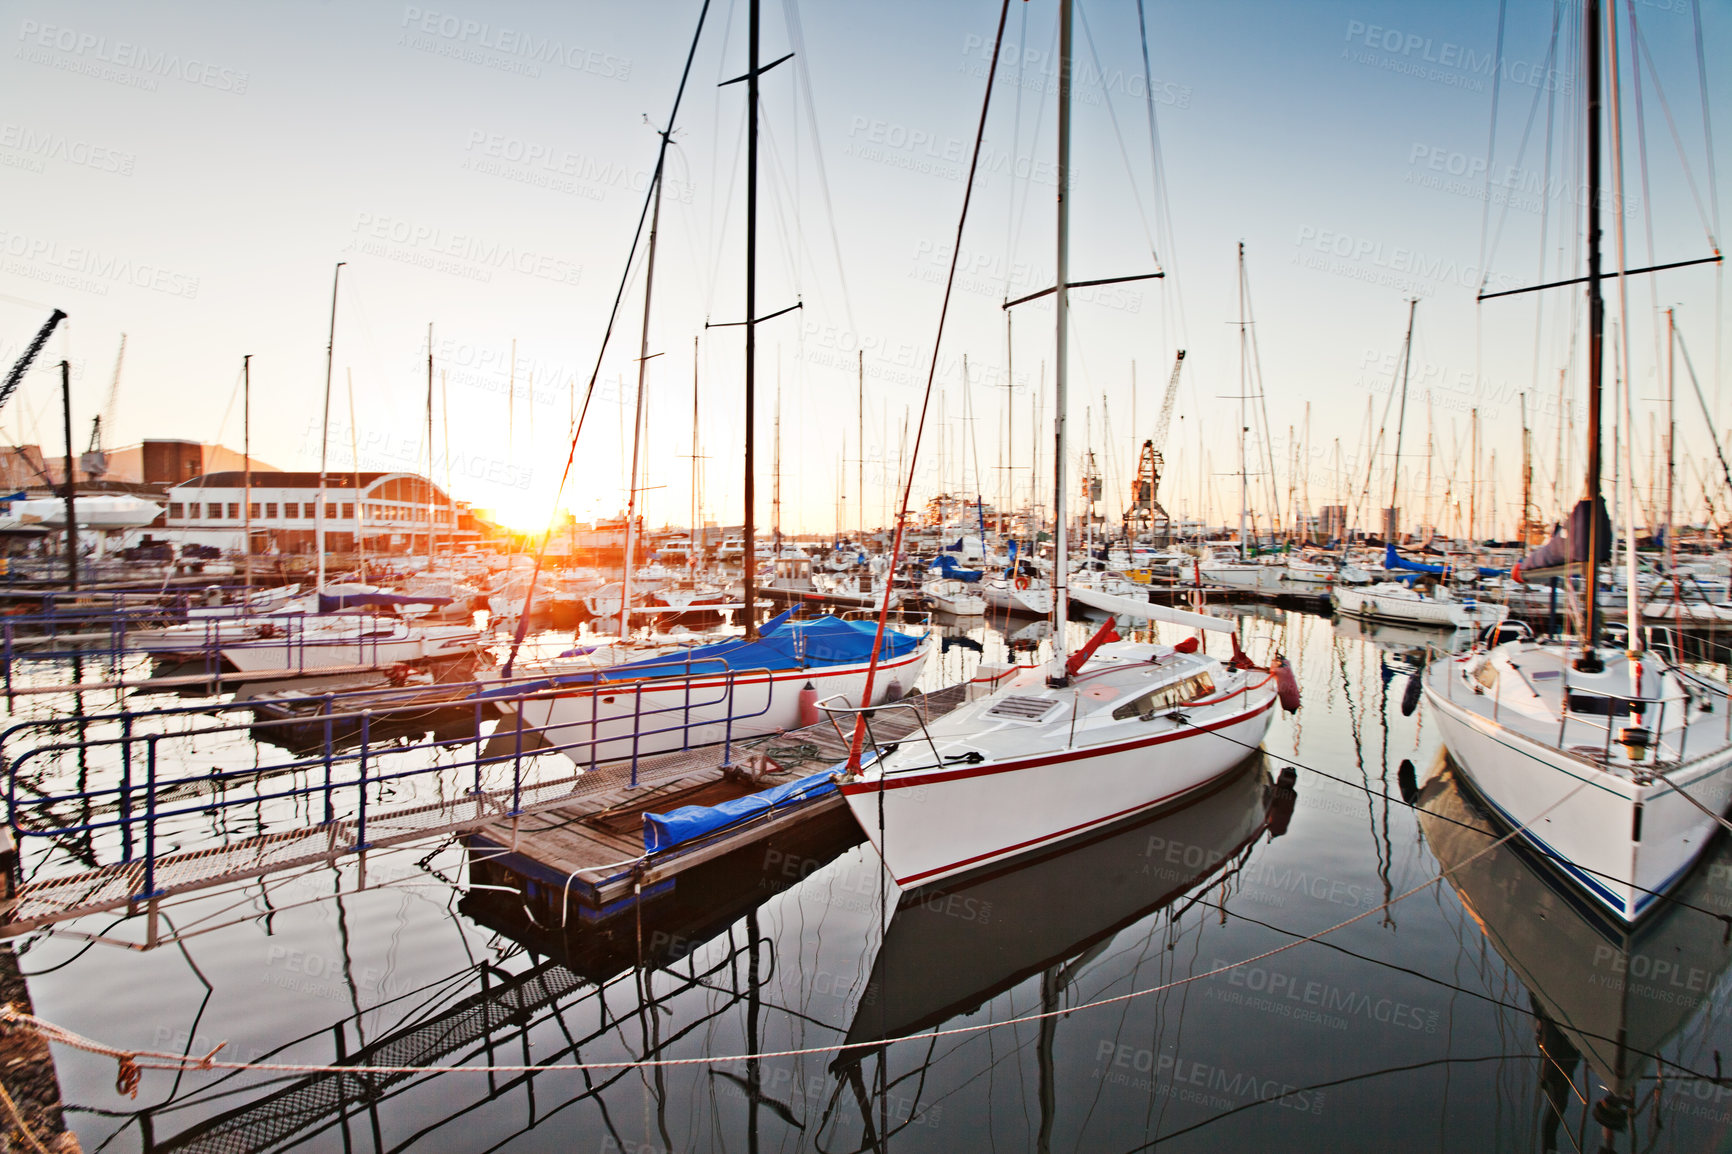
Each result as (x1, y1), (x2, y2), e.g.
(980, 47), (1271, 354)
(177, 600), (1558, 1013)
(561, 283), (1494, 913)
(1, 683), (970, 938)
(466, 682), (971, 921)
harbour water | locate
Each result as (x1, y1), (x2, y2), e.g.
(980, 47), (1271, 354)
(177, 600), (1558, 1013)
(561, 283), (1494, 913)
(13, 607), (1732, 1152)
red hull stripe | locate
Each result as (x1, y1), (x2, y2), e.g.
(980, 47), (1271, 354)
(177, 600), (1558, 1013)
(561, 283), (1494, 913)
(838, 694), (1274, 795)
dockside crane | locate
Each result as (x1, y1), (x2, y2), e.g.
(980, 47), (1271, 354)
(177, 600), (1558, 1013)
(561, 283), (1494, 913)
(0, 309), (67, 414)
(1125, 348), (1185, 541)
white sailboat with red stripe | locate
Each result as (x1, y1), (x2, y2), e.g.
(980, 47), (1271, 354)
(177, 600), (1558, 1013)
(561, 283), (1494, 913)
(840, 614), (1285, 887)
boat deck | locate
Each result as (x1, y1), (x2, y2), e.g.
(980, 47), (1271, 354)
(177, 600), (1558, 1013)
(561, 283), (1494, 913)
(465, 682), (971, 922)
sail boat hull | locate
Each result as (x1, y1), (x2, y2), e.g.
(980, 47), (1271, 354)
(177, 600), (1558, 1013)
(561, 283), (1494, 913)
(841, 673), (1276, 889)
(1425, 669), (1732, 923)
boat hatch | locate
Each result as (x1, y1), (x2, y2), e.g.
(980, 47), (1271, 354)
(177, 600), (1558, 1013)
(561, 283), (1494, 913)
(1112, 672), (1216, 721)
(1565, 693), (1632, 717)
(984, 695), (1063, 723)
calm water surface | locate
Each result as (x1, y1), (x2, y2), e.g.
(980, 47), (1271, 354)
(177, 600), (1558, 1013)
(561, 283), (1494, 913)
(14, 608), (1732, 1152)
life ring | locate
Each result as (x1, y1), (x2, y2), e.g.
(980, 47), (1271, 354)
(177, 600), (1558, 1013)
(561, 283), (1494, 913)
(1014, 575), (1030, 591)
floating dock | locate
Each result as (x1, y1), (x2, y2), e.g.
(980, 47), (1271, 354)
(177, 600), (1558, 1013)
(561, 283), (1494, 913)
(465, 682), (971, 924)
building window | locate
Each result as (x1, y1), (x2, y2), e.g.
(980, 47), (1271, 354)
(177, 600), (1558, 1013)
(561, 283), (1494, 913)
(169, 503), (183, 519)
(248, 503), (260, 519)
(325, 503), (338, 520)
(341, 503), (354, 520)
(227, 503), (239, 519)
(264, 503), (277, 519)
(207, 503), (222, 519)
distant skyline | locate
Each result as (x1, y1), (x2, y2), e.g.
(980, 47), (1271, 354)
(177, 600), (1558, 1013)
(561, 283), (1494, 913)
(1, 0), (1724, 537)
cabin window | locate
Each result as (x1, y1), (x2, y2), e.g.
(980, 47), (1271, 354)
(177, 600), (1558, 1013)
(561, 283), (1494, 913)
(1112, 672), (1216, 721)
(169, 503), (183, 519)
(1566, 692), (1631, 717)
(264, 503), (277, 519)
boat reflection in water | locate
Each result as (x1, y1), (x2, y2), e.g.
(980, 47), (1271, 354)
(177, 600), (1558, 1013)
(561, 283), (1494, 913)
(1418, 761), (1732, 1152)
(827, 756), (1295, 1143)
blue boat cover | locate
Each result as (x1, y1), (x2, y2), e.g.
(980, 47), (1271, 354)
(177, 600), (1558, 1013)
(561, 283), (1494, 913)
(319, 591), (455, 612)
(476, 611), (919, 699)
(928, 554), (982, 582)
(1384, 544), (1507, 578)
(642, 770), (838, 853)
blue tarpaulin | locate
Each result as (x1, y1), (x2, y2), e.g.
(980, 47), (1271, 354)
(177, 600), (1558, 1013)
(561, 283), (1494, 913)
(1384, 544), (1507, 579)
(476, 610), (918, 699)
(642, 770), (838, 853)
(318, 591), (454, 612)
(928, 554), (982, 582)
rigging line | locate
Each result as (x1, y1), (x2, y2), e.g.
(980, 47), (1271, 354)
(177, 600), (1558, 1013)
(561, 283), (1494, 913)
(1134, 0), (1184, 345)
(780, 0), (856, 335)
(1475, 0), (1509, 291)
(1004, 8), (1058, 303)
(3, 765), (1602, 1082)
(1074, 1), (1159, 266)
(1002, 0), (1029, 304)
(1481, 2), (1563, 296)
(1626, 0), (1664, 387)
(500, 0), (713, 677)
(841, 0), (1014, 773)
(1631, 22), (1719, 249)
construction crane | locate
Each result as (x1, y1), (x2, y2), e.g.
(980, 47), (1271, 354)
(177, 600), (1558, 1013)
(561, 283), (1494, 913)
(0, 309), (67, 414)
(80, 334), (124, 481)
(1124, 349), (1185, 541)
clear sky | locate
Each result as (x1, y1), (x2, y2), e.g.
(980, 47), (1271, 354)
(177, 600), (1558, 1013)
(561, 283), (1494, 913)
(1, 0), (1724, 538)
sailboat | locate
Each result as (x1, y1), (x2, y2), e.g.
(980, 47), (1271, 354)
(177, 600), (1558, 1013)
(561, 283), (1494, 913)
(1421, 0), (1732, 924)
(838, 0), (1288, 889)
(497, 0), (931, 769)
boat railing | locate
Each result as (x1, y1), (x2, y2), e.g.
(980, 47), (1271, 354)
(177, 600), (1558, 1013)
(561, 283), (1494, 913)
(0, 665), (777, 905)
(813, 693), (947, 780)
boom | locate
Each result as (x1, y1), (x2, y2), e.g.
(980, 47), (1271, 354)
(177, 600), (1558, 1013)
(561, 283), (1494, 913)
(0, 310), (67, 414)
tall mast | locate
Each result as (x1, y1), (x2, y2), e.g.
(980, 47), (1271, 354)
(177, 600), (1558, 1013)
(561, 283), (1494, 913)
(1666, 308), (1676, 584)
(426, 323), (435, 568)
(857, 349), (865, 544)
(1388, 299), (1417, 542)
(243, 354), (252, 589)
(685, 334), (692, 571)
(741, 0), (762, 638)
(1582, 0), (1605, 650)
(621, 153), (667, 635)
(1606, 0), (1640, 654)
(1236, 243), (1249, 555)
(1049, 0), (1073, 682)
(1520, 393), (1533, 545)
(315, 261), (344, 595)
(59, 360), (76, 592)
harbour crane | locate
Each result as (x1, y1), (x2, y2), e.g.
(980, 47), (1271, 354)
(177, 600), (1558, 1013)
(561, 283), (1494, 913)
(1124, 349), (1185, 540)
(0, 309), (67, 414)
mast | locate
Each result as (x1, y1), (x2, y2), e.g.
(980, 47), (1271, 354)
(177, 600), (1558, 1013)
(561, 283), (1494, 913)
(59, 360), (75, 592)
(1582, 0), (1606, 651)
(347, 372), (366, 582)
(685, 332), (692, 575)
(315, 261), (344, 595)
(1606, 0), (1640, 655)
(426, 322), (435, 568)
(1388, 299), (1417, 542)
(857, 349), (865, 544)
(1520, 392), (1534, 545)
(1236, 243), (1249, 555)
(741, 0), (762, 638)
(1050, 0), (1072, 682)
(243, 353), (252, 589)
(621, 151), (667, 636)
(1666, 308), (1676, 586)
